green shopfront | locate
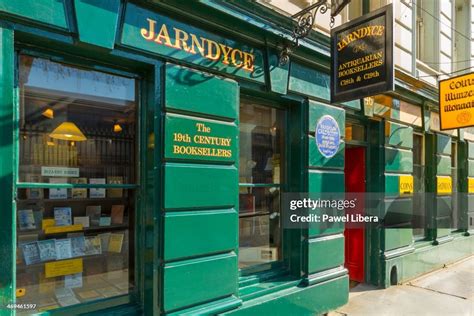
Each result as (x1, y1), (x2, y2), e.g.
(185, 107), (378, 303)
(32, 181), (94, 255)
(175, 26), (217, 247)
(0, 1), (472, 315)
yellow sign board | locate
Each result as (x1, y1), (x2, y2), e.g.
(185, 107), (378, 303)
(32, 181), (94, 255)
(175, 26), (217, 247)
(437, 176), (452, 195)
(44, 224), (83, 234)
(399, 175), (414, 195)
(439, 72), (474, 130)
(42, 219), (55, 230)
(468, 178), (474, 194)
(45, 258), (83, 278)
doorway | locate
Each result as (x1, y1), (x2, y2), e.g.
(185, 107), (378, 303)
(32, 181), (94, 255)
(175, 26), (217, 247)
(344, 146), (366, 283)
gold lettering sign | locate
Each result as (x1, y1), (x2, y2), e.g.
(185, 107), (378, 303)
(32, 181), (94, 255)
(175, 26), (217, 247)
(172, 122), (233, 158)
(140, 18), (255, 72)
(399, 175), (414, 195)
(439, 72), (474, 130)
(437, 176), (452, 195)
(337, 25), (385, 51)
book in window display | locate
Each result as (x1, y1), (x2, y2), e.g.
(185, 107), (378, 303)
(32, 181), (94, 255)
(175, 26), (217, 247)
(108, 233), (124, 253)
(18, 209), (36, 230)
(55, 238), (73, 260)
(89, 178), (106, 198)
(37, 239), (57, 262)
(71, 177), (88, 198)
(74, 216), (90, 228)
(33, 209), (44, 229)
(98, 233), (111, 252)
(86, 205), (101, 226)
(71, 236), (86, 257)
(49, 178), (68, 199)
(54, 207), (72, 226)
(107, 176), (123, 198)
(111, 205), (125, 224)
(55, 287), (80, 307)
(20, 241), (41, 265)
(99, 216), (112, 227)
(84, 236), (102, 255)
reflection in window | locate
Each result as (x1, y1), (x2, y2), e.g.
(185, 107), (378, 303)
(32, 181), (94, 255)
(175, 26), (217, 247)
(16, 55), (136, 312)
(239, 100), (284, 271)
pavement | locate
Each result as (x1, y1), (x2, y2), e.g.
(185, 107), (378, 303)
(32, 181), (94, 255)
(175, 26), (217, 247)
(328, 256), (474, 316)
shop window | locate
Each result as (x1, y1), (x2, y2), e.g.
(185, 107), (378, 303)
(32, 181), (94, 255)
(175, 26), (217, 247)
(16, 55), (137, 311)
(239, 100), (285, 272)
(345, 121), (366, 142)
(412, 133), (426, 239)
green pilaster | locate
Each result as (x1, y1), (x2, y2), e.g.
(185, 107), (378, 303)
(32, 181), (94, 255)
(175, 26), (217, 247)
(305, 100), (347, 288)
(161, 64), (241, 314)
(0, 0), (68, 29)
(0, 26), (15, 313)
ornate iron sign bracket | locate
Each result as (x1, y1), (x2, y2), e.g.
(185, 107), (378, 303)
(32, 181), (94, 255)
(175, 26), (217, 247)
(279, 0), (350, 65)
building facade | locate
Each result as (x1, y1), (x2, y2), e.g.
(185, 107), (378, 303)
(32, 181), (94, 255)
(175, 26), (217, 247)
(0, 0), (473, 315)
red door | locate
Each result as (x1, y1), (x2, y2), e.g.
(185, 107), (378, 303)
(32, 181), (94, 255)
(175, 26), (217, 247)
(344, 147), (365, 283)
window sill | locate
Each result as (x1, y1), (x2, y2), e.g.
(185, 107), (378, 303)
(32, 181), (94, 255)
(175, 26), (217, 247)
(238, 273), (300, 302)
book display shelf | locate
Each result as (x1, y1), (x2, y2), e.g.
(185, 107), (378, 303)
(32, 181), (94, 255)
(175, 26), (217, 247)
(15, 55), (137, 313)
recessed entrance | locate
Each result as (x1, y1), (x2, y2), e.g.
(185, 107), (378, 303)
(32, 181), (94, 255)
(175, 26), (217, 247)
(344, 146), (366, 283)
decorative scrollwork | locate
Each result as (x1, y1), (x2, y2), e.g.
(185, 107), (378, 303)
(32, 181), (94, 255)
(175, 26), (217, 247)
(280, 0), (332, 65)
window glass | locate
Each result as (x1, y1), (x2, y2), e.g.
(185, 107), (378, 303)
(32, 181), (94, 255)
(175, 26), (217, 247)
(412, 133), (425, 238)
(16, 55), (136, 312)
(239, 101), (284, 271)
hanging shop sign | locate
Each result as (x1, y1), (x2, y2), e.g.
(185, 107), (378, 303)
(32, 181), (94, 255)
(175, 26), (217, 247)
(121, 3), (265, 83)
(330, 4), (394, 103)
(439, 72), (474, 130)
(331, 0), (351, 17)
(316, 115), (341, 158)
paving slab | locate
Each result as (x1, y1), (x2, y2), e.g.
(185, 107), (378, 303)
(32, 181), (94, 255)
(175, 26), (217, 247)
(329, 256), (474, 316)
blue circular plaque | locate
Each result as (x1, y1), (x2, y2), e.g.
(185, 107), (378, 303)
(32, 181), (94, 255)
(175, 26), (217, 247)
(316, 115), (340, 158)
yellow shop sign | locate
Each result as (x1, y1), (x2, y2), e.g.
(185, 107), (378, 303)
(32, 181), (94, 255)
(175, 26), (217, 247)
(468, 178), (474, 194)
(439, 72), (474, 130)
(437, 176), (452, 195)
(399, 175), (414, 195)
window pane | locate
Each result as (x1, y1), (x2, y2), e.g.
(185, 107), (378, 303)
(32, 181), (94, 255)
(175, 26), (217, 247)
(16, 56), (136, 312)
(239, 100), (284, 271)
(18, 55), (137, 183)
(239, 102), (284, 184)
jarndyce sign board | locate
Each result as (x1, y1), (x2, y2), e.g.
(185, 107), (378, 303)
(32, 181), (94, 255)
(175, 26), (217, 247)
(330, 4), (394, 103)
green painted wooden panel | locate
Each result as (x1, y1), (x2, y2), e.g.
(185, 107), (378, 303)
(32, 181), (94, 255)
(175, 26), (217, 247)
(436, 134), (452, 155)
(0, 0), (68, 29)
(165, 64), (238, 120)
(468, 142), (474, 159)
(436, 155), (452, 176)
(308, 101), (345, 133)
(383, 198), (413, 225)
(384, 228), (412, 251)
(0, 26), (14, 306)
(164, 163), (237, 209)
(308, 170), (344, 193)
(121, 3), (265, 83)
(385, 147), (413, 173)
(469, 160), (474, 177)
(385, 122), (413, 149)
(164, 209), (237, 260)
(307, 235), (344, 274)
(164, 114), (238, 162)
(74, 0), (120, 49)
(308, 215), (344, 237)
(163, 253), (237, 311)
(267, 48), (289, 95)
(436, 228), (451, 238)
(289, 62), (330, 100)
(309, 136), (345, 169)
(469, 196), (474, 211)
(385, 174), (400, 196)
